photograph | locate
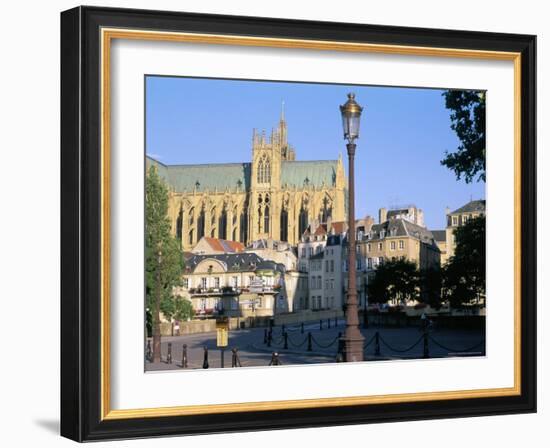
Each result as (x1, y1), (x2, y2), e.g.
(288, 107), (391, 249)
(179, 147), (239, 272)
(143, 76), (487, 371)
(57, 5), (537, 441)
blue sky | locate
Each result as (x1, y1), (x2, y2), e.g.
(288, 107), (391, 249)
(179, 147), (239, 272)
(145, 76), (485, 230)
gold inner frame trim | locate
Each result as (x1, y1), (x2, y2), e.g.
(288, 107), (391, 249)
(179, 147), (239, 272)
(100, 27), (522, 421)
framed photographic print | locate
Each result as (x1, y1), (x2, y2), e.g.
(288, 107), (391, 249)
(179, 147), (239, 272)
(60, 6), (536, 441)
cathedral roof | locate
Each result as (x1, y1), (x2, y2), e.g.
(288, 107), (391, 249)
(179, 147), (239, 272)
(147, 156), (251, 192)
(146, 156), (339, 192)
(280, 160), (338, 188)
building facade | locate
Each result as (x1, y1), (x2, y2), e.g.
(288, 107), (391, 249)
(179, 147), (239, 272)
(180, 251), (307, 318)
(308, 234), (347, 312)
(181, 253), (284, 318)
(146, 112), (347, 251)
(434, 200), (486, 264)
(360, 207), (441, 272)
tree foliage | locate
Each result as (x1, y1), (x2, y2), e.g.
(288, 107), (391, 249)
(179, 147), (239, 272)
(162, 295), (195, 322)
(441, 90), (486, 183)
(419, 267), (443, 309)
(367, 258), (419, 305)
(442, 215), (486, 308)
(145, 166), (184, 357)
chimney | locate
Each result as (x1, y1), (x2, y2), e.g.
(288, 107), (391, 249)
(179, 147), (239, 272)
(379, 207), (387, 224)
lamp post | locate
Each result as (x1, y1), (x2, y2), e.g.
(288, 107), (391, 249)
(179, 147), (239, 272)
(340, 93), (365, 362)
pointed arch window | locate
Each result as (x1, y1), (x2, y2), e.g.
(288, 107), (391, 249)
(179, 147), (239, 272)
(258, 206), (263, 233)
(176, 206), (183, 241)
(280, 208), (288, 242)
(320, 196), (332, 223)
(240, 210), (248, 243)
(219, 207), (228, 240)
(210, 207), (217, 227)
(299, 206), (308, 237)
(257, 154), (271, 184)
(197, 207), (205, 240)
(188, 207), (194, 227)
(264, 205), (270, 234)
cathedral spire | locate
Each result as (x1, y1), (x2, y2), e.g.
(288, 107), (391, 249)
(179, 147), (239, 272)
(279, 100), (288, 149)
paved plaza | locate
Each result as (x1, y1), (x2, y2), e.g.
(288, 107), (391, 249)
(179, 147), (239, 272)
(145, 319), (485, 371)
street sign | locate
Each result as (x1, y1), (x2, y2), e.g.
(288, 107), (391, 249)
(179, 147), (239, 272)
(216, 317), (229, 347)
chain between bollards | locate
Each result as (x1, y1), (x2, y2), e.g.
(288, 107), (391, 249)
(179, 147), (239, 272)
(375, 331), (381, 356)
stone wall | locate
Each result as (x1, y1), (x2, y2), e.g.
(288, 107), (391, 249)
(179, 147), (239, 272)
(274, 309), (344, 326)
(160, 320), (217, 336)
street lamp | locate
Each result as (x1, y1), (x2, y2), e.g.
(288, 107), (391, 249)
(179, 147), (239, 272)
(340, 93), (365, 362)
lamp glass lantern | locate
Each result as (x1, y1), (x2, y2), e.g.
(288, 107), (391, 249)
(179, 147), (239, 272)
(340, 93), (363, 142)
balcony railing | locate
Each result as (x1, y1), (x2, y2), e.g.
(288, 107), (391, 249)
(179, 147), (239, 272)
(187, 285), (281, 296)
(188, 287), (240, 296)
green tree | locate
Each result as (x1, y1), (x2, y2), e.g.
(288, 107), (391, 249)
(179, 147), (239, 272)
(367, 258), (419, 305)
(442, 215), (486, 308)
(419, 267), (443, 309)
(441, 90), (486, 183)
(145, 166), (184, 362)
(161, 295), (195, 322)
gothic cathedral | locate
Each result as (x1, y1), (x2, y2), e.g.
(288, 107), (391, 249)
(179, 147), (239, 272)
(146, 109), (347, 250)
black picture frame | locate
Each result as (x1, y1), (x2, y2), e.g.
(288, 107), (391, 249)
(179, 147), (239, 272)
(61, 5), (536, 442)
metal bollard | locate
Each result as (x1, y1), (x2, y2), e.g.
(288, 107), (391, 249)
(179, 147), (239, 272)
(301, 322), (304, 334)
(167, 342), (172, 364)
(335, 317), (338, 327)
(181, 344), (188, 368)
(267, 330), (272, 347)
(263, 328), (268, 344)
(202, 346), (209, 369)
(375, 331), (381, 356)
(283, 332), (288, 349)
(282, 324), (286, 334)
(231, 348), (238, 367)
(146, 340), (152, 362)
(336, 332), (344, 362)
(307, 332), (312, 351)
(423, 331), (430, 358)
(328, 318), (331, 329)
(269, 352), (281, 366)
(320, 319), (323, 330)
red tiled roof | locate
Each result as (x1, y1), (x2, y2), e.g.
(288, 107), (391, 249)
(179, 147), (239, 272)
(330, 221), (347, 234)
(313, 224), (328, 236)
(203, 237), (245, 253)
